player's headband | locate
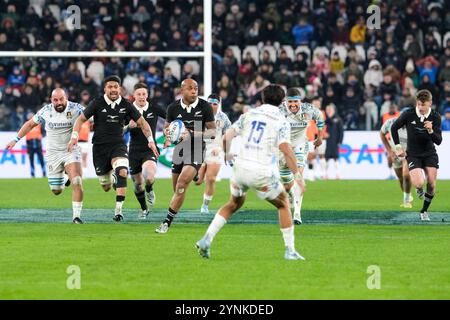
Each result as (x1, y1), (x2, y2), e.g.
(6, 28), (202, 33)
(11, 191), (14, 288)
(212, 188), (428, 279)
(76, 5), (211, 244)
(208, 98), (221, 105)
(286, 96), (301, 101)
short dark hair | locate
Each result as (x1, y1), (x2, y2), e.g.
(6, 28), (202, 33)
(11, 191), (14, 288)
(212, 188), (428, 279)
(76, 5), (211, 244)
(207, 93), (221, 101)
(286, 87), (301, 97)
(416, 89), (432, 103)
(133, 82), (148, 92)
(103, 75), (121, 87)
(262, 84), (285, 106)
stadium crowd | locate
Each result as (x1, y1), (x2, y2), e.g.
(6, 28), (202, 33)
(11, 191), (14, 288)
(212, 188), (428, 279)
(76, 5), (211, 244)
(0, 0), (449, 131)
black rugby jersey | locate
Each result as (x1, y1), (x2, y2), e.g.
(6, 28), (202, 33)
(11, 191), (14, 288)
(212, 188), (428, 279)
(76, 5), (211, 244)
(391, 107), (442, 157)
(128, 101), (166, 149)
(166, 98), (215, 133)
(83, 95), (141, 145)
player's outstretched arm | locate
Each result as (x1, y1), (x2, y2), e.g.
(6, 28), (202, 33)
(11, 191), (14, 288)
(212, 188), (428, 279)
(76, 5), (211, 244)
(6, 118), (38, 150)
(222, 127), (237, 161)
(68, 113), (88, 152)
(136, 116), (159, 157)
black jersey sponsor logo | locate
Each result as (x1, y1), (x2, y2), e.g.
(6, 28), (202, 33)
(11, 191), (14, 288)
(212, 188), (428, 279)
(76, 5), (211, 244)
(119, 108), (126, 113)
(101, 109), (107, 112)
(107, 115), (119, 123)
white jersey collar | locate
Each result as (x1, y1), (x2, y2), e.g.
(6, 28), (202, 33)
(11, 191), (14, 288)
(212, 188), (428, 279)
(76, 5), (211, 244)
(133, 101), (149, 113)
(180, 98), (199, 113)
(104, 94), (122, 108)
(416, 107), (431, 122)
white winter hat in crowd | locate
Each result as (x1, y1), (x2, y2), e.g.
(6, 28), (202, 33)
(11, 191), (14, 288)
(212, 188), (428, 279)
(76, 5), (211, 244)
(405, 59), (415, 73)
(368, 59), (381, 69)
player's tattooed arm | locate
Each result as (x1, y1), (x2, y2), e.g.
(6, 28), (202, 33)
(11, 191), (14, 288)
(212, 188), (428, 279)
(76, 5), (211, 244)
(136, 116), (159, 157)
(6, 118), (39, 150)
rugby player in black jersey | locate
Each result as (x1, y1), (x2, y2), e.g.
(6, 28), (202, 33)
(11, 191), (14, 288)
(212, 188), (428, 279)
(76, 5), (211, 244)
(124, 82), (166, 218)
(68, 75), (159, 222)
(155, 79), (216, 233)
(391, 90), (442, 221)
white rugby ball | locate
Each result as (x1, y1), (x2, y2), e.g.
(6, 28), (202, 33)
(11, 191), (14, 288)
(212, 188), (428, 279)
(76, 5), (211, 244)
(167, 119), (185, 144)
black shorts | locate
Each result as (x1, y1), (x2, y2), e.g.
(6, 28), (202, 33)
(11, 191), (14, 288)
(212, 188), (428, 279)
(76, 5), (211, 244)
(93, 142), (128, 176)
(171, 139), (205, 174)
(406, 154), (439, 170)
(129, 147), (158, 175)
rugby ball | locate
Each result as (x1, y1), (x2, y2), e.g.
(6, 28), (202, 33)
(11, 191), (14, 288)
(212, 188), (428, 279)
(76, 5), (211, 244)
(167, 120), (185, 144)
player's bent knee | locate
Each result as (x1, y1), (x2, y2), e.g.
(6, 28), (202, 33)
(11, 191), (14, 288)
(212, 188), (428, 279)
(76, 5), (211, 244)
(206, 175), (216, 184)
(134, 183), (144, 193)
(114, 166), (128, 188)
(102, 185), (111, 192)
(71, 176), (82, 186)
(51, 188), (63, 195)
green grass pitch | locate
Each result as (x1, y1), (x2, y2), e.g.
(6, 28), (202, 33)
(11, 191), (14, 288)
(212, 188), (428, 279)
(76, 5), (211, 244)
(0, 178), (449, 299)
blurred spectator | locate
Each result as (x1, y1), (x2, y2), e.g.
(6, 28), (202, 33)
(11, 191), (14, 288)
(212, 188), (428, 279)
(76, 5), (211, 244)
(382, 103), (400, 124)
(350, 16), (366, 44)
(246, 74), (270, 100)
(292, 17), (314, 46)
(49, 33), (69, 51)
(273, 66), (292, 88)
(398, 87), (416, 110)
(330, 51), (345, 75)
(442, 108), (450, 131)
(332, 17), (349, 45)
(25, 112), (46, 178)
(7, 66), (26, 89)
(0, 107), (10, 130)
(416, 55), (440, 85)
(364, 60), (383, 90)
(10, 104), (27, 131)
(244, 19), (262, 45)
(229, 92), (247, 122)
(340, 86), (362, 130)
(418, 74), (438, 103)
(18, 85), (40, 112)
(324, 103), (344, 180)
(403, 33), (422, 60)
(143, 65), (161, 89)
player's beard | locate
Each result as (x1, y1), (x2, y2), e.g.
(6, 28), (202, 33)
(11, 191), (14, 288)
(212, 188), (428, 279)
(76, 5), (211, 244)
(54, 104), (66, 113)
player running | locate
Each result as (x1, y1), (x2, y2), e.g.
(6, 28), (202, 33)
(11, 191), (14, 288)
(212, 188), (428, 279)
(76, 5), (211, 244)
(195, 94), (232, 214)
(124, 82), (166, 218)
(380, 114), (413, 208)
(6, 89), (84, 224)
(68, 75), (158, 222)
(391, 90), (442, 221)
(196, 84), (306, 260)
(279, 88), (324, 224)
(155, 79), (216, 233)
